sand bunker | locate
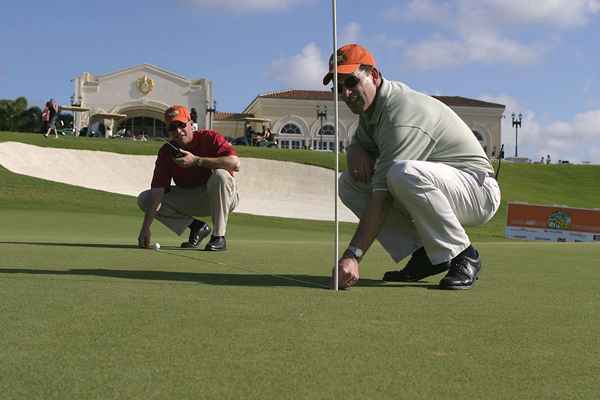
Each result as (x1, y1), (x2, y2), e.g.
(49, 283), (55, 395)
(0, 141), (357, 222)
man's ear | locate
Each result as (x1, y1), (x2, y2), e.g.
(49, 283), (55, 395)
(371, 68), (381, 84)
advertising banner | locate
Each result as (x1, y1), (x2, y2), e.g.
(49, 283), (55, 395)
(506, 202), (600, 242)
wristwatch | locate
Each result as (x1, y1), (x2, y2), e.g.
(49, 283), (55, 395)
(345, 245), (364, 261)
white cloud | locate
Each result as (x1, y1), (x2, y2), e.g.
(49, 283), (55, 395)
(179, 0), (307, 13)
(480, 95), (600, 163)
(339, 22), (362, 45)
(388, 0), (453, 25)
(404, 33), (542, 69)
(386, 0), (598, 70)
(268, 42), (328, 89)
(465, 0), (600, 29)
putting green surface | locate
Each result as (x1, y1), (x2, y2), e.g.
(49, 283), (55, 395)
(1, 134), (599, 399)
(1, 203), (599, 398)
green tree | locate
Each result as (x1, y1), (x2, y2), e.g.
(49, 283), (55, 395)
(0, 97), (43, 133)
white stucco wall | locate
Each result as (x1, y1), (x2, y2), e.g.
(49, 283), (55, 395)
(73, 65), (211, 134)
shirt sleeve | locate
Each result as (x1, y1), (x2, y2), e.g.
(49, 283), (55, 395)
(210, 132), (237, 157)
(150, 146), (174, 188)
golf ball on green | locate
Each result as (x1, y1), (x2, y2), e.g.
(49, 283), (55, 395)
(153, 242), (160, 251)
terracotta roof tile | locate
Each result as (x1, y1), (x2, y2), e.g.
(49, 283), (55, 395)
(259, 90), (334, 101)
(258, 89), (504, 109)
(214, 112), (254, 121)
(432, 96), (505, 109)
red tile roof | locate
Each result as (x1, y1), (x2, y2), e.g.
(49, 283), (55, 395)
(259, 90), (334, 101)
(258, 89), (504, 109)
(214, 112), (254, 121)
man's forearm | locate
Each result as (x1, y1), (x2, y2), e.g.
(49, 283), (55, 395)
(193, 155), (240, 171)
(142, 188), (164, 229)
(348, 191), (388, 255)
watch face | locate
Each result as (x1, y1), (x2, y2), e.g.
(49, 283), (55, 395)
(349, 246), (363, 258)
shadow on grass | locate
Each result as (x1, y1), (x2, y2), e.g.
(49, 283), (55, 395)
(0, 241), (138, 249)
(0, 267), (438, 290)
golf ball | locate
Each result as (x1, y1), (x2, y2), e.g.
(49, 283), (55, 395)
(153, 242), (161, 251)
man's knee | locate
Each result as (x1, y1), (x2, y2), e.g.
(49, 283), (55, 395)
(137, 190), (151, 211)
(208, 169), (232, 186)
(386, 161), (429, 193)
(338, 171), (354, 204)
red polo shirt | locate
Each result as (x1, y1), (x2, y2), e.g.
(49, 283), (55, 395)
(151, 130), (236, 189)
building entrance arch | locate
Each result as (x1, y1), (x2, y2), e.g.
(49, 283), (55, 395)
(115, 106), (167, 138)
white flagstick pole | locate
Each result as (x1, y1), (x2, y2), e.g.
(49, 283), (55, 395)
(331, 0), (340, 291)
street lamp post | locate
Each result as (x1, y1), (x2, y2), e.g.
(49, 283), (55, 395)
(511, 112), (523, 158)
(206, 100), (217, 130)
(316, 105), (327, 150)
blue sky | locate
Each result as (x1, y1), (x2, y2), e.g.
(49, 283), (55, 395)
(2, 0), (600, 163)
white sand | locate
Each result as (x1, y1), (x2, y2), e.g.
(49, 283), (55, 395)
(0, 141), (357, 222)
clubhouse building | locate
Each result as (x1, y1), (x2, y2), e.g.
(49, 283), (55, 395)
(71, 64), (505, 157)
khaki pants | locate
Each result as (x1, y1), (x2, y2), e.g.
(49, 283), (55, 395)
(340, 160), (501, 265)
(137, 169), (239, 237)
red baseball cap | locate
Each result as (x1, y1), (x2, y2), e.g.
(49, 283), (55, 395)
(164, 105), (191, 124)
(322, 43), (377, 85)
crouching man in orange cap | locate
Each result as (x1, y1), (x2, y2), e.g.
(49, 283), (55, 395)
(137, 105), (240, 251)
(326, 44), (501, 290)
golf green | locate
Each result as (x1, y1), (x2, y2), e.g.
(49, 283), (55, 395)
(1, 134), (599, 399)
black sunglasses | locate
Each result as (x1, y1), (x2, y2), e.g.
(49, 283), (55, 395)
(167, 121), (187, 132)
(332, 74), (361, 93)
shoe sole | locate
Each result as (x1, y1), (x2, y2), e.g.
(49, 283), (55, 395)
(204, 247), (226, 252)
(438, 273), (480, 290)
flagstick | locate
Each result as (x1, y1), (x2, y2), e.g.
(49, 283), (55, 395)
(332, 0), (340, 292)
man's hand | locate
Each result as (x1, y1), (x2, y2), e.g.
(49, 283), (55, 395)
(331, 257), (360, 290)
(138, 226), (151, 249)
(173, 149), (197, 168)
(347, 145), (374, 183)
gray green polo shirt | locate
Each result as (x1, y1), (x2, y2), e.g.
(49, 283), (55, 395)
(351, 79), (494, 191)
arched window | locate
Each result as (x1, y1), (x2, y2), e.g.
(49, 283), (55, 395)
(318, 124), (335, 136)
(280, 123), (301, 134)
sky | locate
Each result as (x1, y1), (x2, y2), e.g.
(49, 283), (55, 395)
(1, 0), (600, 163)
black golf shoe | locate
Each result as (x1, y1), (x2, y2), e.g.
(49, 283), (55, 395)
(382, 247), (449, 282)
(439, 246), (481, 290)
(205, 236), (226, 251)
(180, 220), (211, 248)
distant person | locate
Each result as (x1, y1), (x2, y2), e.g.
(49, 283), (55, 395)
(137, 105), (240, 252)
(541, 156), (545, 164)
(323, 43), (501, 290)
(243, 122), (255, 146)
(43, 99), (60, 138)
(190, 107), (199, 130)
(546, 154), (551, 165)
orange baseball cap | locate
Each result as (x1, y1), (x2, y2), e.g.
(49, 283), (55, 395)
(322, 43), (377, 85)
(164, 105), (191, 124)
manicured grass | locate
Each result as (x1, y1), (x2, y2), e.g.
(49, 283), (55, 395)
(0, 131), (346, 170)
(1, 132), (599, 398)
(1, 200), (599, 399)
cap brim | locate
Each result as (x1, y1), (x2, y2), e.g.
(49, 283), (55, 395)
(322, 64), (361, 85)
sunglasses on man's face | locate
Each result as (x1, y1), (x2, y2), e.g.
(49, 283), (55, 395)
(168, 122), (187, 132)
(332, 74), (361, 94)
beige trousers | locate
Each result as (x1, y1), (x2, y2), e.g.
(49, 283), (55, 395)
(340, 160), (501, 265)
(137, 169), (239, 237)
